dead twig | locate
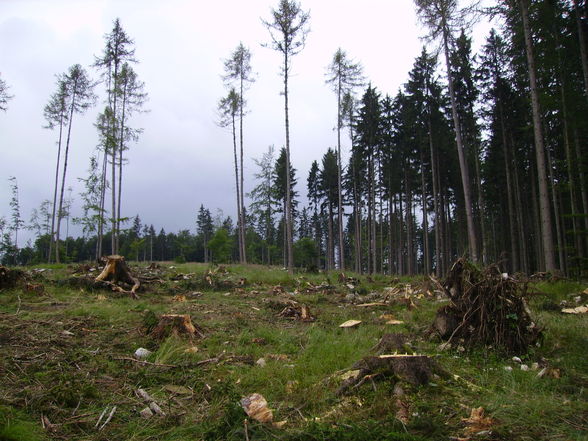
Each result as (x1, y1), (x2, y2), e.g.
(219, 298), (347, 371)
(114, 356), (177, 368)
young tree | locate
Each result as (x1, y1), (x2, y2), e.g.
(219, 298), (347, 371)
(54, 64), (95, 263)
(0, 73), (13, 111)
(413, 0), (480, 262)
(222, 43), (255, 264)
(263, 0), (310, 273)
(273, 147), (299, 267)
(8, 176), (24, 249)
(326, 48), (364, 270)
(196, 205), (214, 263)
(249, 145), (278, 265)
(43, 77), (69, 263)
(319, 148), (339, 270)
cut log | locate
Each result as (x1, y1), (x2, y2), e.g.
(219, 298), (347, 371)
(150, 314), (204, 340)
(94, 255), (140, 299)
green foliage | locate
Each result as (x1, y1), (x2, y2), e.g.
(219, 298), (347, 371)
(208, 228), (234, 263)
(0, 406), (45, 441)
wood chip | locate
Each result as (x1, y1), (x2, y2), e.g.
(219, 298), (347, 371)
(339, 320), (362, 328)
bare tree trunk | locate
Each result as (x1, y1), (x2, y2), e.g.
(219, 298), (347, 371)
(48, 115), (65, 263)
(283, 51), (294, 273)
(547, 149), (566, 273)
(499, 109), (518, 272)
(441, 25), (479, 262)
(239, 74), (247, 264)
(519, 0), (557, 272)
(96, 149), (108, 260)
(116, 82), (128, 256)
(231, 112), (242, 264)
(55, 87), (78, 264)
(421, 156), (430, 275)
(336, 79), (345, 270)
(573, 0), (588, 100)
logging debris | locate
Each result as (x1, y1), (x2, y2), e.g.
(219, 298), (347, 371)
(429, 258), (542, 354)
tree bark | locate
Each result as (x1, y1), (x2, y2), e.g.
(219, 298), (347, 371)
(283, 50), (294, 273)
(519, 0), (557, 272)
(48, 114), (65, 263)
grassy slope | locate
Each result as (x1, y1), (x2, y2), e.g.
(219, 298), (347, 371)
(0, 263), (586, 441)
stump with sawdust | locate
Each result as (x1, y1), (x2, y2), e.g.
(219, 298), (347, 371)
(150, 314), (205, 340)
(94, 255), (140, 299)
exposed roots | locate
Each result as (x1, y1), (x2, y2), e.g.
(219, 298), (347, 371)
(430, 258), (542, 354)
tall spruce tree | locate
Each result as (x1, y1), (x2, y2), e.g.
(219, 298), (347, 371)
(413, 0), (480, 262)
(326, 48), (364, 270)
(263, 0), (310, 273)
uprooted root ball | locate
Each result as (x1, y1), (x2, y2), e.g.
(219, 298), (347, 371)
(430, 258), (542, 354)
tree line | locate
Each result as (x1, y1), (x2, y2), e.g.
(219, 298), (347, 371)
(2, 0), (587, 277)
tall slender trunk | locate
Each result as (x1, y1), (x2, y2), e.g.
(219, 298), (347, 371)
(55, 85), (78, 263)
(442, 24), (478, 262)
(573, 0), (588, 100)
(511, 136), (529, 273)
(239, 75), (247, 264)
(283, 51), (294, 273)
(499, 105), (518, 272)
(405, 169), (414, 275)
(421, 158), (430, 275)
(116, 80), (128, 255)
(327, 203), (334, 270)
(519, 0), (557, 272)
(111, 58), (120, 255)
(398, 193), (404, 275)
(429, 116), (441, 276)
(96, 149), (108, 260)
(573, 127), (588, 245)
(231, 112), (242, 263)
(336, 76), (345, 270)
(547, 149), (566, 273)
(48, 114), (65, 263)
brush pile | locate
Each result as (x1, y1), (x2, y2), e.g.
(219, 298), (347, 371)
(430, 258), (541, 354)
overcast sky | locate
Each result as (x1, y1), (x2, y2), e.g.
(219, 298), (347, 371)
(0, 0), (493, 243)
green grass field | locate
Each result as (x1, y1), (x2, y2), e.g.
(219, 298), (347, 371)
(0, 263), (586, 440)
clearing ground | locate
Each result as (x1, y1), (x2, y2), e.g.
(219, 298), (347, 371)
(0, 262), (586, 441)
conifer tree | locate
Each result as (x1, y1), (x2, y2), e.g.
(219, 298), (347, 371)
(326, 48), (364, 270)
(94, 18), (138, 255)
(222, 43), (255, 264)
(43, 77), (69, 263)
(413, 0), (480, 262)
(54, 64), (95, 263)
(263, 0), (310, 273)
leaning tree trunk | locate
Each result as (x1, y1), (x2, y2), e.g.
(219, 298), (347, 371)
(519, 0), (557, 272)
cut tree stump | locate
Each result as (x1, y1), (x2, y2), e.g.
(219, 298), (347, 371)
(336, 354), (435, 396)
(150, 314), (205, 340)
(94, 255), (140, 299)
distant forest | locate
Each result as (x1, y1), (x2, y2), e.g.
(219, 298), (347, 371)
(1, 0), (587, 277)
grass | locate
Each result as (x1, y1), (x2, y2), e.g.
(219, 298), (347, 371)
(0, 262), (586, 440)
